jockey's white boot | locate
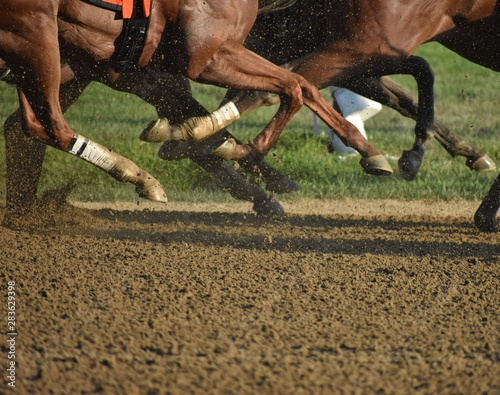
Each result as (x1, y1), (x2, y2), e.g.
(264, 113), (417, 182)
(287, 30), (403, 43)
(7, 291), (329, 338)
(323, 87), (382, 154)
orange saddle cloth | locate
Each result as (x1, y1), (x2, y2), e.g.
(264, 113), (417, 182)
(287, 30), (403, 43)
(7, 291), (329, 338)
(83, 0), (150, 18)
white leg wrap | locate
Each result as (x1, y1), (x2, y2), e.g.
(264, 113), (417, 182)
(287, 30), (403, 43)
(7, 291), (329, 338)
(67, 134), (116, 172)
(211, 101), (240, 131)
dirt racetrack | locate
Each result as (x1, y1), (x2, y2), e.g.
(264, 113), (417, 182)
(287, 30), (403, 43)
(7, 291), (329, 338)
(1, 198), (499, 395)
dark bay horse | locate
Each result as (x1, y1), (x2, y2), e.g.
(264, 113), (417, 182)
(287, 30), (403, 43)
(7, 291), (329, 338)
(149, 0), (499, 231)
(0, 0), (391, 212)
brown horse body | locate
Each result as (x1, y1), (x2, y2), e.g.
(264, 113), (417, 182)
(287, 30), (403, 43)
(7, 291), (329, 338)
(0, 0), (389, 215)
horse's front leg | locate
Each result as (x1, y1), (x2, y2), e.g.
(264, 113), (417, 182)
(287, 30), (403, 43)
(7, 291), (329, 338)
(127, 69), (288, 213)
(18, 90), (168, 204)
(388, 56), (435, 180)
(16, 82), (168, 205)
(3, 70), (89, 225)
(159, 38), (391, 175)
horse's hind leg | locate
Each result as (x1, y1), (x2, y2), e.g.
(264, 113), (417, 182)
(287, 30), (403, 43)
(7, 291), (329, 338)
(338, 56), (434, 180)
(165, 40), (391, 174)
(474, 174), (500, 232)
(124, 69), (284, 214)
(375, 77), (496, 174)
(391, 56), (435, 181)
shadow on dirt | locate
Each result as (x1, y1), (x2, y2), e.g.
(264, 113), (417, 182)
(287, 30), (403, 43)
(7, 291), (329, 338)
(81, 208), (500, 260)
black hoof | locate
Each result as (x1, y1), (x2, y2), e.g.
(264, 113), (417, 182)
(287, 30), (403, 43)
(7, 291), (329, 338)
(253, 197), (285, 216)
(398, 148), (424, 181)
(474, 208), (498, 232)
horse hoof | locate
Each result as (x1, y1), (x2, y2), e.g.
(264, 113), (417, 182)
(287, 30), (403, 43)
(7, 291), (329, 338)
(266, 176), (300, 194)
(474, 208), (498, 232)
(466, 155), (497, 173)
(158, 141), (192, 161)
(398, 148), (424, 181)
(253, 197), (285, 216)
(360, 155), (393, 176)
(211, 138), (238, 160)
(140, 118), (172, 142)
(135, 180), (168, 203)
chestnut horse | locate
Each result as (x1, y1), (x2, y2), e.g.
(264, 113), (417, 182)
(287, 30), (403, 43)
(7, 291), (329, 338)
(0, 0), (391, 212)
(148, 0), (499, 231)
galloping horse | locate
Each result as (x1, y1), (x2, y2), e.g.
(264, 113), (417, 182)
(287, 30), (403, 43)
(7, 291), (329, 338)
(0, 0), (391, 215)
(148, 0), (499, 231)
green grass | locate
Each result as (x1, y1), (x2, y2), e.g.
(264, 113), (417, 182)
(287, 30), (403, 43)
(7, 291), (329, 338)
(0, 43), (498, 204)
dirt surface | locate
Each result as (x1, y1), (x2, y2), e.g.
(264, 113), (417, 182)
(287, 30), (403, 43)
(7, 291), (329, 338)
(1, 199), (499, 395)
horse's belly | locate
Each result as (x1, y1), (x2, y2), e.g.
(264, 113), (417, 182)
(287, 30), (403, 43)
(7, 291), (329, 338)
(57, 0), (123, 62)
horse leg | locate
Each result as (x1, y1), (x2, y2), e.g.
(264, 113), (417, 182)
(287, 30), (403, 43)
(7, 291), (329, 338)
(155, 39), (391, 175)
(122, 69), (284, 214)
(15, 87), (168, 204)
(290, 71), (392, 175)
(152, 81), (287, 214)
(388, 56), (435, 181)
(141, 83), (299, 193)
(3, 67), (91, 226)
(2, 8), (167, 206)
(302, 55), (435, 180)
(371, 77), (496, 175)
(474, 174), (500, 232)
(193, 155), (285, 216)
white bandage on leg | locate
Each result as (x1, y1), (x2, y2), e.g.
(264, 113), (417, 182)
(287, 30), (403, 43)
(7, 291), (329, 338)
(211, 101), (240, 131)
(67, 134), (116, 172)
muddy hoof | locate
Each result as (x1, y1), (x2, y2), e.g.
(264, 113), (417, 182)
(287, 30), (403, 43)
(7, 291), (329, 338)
(136, 180), (168, 203)
(158, 141), (192, 161)
(266, 176), (300, 194)
(253, 197), (285, 216)
(398, 148), (424, 181)
(360, 155), (393, 176)
(466, 155), (497, 173)
(140, 118), (172, 142)
(474, 207), (498, 232)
